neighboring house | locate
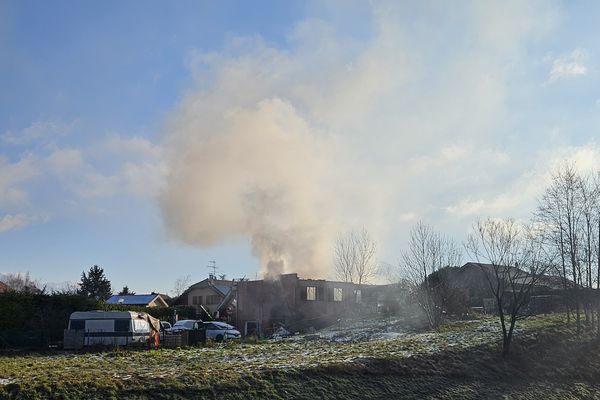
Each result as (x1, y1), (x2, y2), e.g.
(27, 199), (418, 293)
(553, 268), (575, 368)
(180, 276), (235, 316)
(0, 281), (8, 293)
(106, 293), (169, 307)
(234, 273), (390, 337)
(434, 262), (569, 313)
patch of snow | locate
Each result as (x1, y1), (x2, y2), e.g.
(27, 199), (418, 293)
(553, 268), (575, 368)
(371, 332), (405, 340)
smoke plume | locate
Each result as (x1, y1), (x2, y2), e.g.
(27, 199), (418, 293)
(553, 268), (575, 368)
(160, 2), (559, 277)
(160, 94), (339, 277)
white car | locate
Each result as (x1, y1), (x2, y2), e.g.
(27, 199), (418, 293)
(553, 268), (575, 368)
(160, 321), (172, 331)
(159, 321), (172, 340)
(203, 321), (241, 342)
(170, 319), (200, 333)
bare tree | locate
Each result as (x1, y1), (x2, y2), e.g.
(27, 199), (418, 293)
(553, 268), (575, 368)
(334, 228), (378, 285)
(466, 218), (551, 357)
(400, 222), (462, 328)
(1, 272), (40, 293)
(171, 274), (192, 298)
(536, 164), (585, 332)
(593, 172), (600, 336)
(580, 174), (599, 325)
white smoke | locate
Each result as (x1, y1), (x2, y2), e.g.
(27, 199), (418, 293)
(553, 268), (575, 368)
(160, 1), (559, 277)
(160, 95), (340, 277)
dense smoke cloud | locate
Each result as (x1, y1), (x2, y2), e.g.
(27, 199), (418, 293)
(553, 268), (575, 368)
(160, 1), (565, 277)
(160, 95), (340, 277)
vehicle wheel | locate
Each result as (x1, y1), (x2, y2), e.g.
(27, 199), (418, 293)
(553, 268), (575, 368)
(215, 334), (224, 342)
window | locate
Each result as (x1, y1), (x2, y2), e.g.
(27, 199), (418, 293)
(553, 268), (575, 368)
(306, 286), (316, 301)
(245, 321), (259, 336)
(192, 296), (198, 305)
(198, 296), (203, 305)
(206, 295), (220, 305)
(334, 287), (343, 302)
(114, 319), (130, 332)
(133, 320), (149, 332)
(70, 320), (85, 330)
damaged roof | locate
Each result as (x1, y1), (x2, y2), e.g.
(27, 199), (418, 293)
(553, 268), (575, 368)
(188, 279), (234, 296)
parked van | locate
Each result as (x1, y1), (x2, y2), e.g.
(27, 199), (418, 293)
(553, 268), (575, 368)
(66, 310), (160, 347)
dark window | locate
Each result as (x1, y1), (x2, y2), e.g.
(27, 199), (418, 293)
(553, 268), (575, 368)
(70, 320), (85, 330)
(245, 321), (259, 336)
(206, 295), (220, 305)
(114, 319), (130, 332)
(315, 286), (322, 301)
(192, 296), (198, 305)
(198, 296), (203, 305)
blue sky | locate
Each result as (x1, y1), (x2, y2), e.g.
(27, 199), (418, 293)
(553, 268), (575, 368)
(2, 1), (600, 293)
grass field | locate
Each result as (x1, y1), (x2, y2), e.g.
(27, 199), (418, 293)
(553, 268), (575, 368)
(1, 314), (600, 399)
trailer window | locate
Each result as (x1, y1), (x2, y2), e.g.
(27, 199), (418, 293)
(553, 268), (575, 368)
(70, 320), (85, 330)
(133, 319), (149, 332)
(114, 319), (130, 332)
(306, 286), (316, 301)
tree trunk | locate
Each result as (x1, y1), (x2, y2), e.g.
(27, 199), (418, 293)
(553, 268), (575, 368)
(559, 232), (570, 323)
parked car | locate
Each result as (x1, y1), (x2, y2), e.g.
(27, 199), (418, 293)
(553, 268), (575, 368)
(170, 319), (200, 333)
(160, 321), (172, 331)
(203, 321), (241, 342)
(159, 321), (172, 340)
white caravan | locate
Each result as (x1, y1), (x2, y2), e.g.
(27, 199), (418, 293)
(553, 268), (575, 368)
(67, 310), (160, 347)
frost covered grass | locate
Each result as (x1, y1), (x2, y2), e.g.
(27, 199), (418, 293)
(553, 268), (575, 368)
(0, 313), (598, 399)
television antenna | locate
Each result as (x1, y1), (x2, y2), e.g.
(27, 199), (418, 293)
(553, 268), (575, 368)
(207, 260), (218, 277)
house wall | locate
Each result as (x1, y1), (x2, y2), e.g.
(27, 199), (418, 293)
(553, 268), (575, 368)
(186, 287), (224, 314)
(235, 274), (377, 336)
(235, 274), (298, 336)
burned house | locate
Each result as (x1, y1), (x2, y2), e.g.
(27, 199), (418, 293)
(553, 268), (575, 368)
(233, 273), (402, 336)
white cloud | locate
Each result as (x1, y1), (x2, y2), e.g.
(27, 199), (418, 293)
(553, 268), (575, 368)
(0, 123), (165, 230)
(0, 214), (47, 233)
(0, 155), (38, 207)
(548, 48), (588, 82)
(100, 135), (163, 161)
(1, 120), (77, 145)
(42, 143), (165, 199)
(444, 143), (600, 219)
